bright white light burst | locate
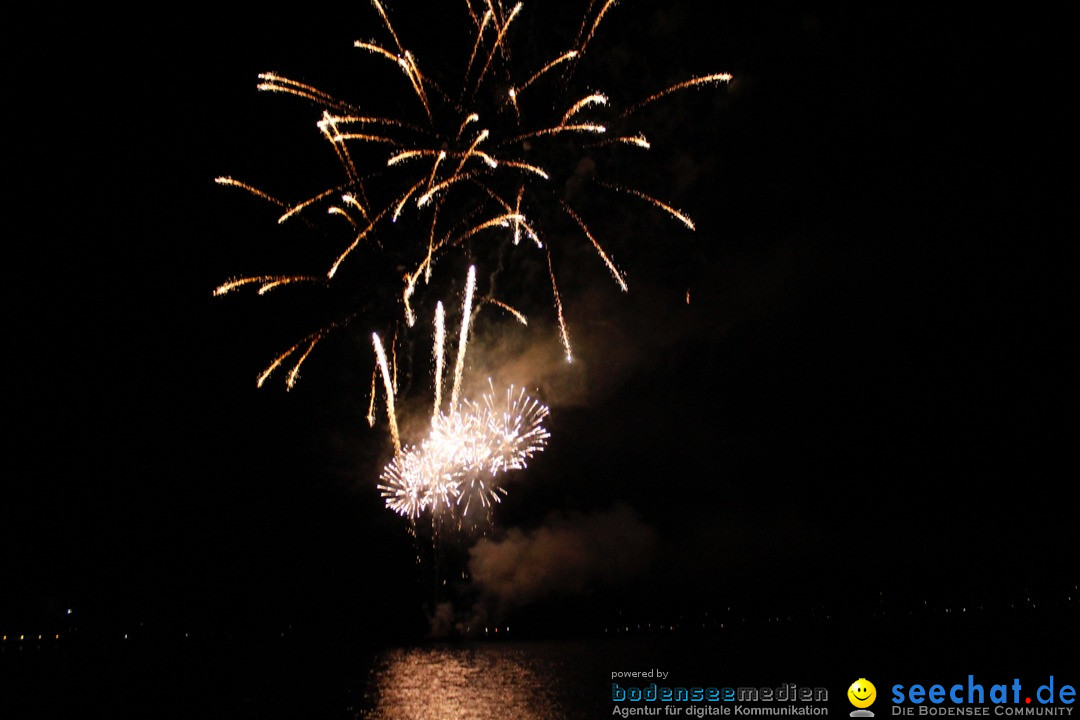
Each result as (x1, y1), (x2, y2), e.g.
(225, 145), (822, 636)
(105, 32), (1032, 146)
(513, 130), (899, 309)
(378, 383), (550, 522)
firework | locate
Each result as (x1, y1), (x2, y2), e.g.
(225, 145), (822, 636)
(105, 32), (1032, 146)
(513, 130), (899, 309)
(213, 0), (730, 400)
(377, 381), (550, 522)
(449, 265), (477, 412)
(377, 268), (549, 525)
(372, 332), (402, 454)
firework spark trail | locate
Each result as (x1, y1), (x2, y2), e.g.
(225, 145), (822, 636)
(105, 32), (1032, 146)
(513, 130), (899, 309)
(367, 367), (378, 427)
(214, 177), (287, 207)
(623, 73), (734, 116)
(278, 185), (350, 225)
(403, 265), (425, 327)
(341, 193), (371, 222)
(257, 73), (356, 113)
(432, 301), (446, 420)
(392, 178), (429, 222)
(577, 0), (618, 57)
(463, 9), (493, 94)
(213, 275), (321, 296)
(450, 265), (477, 411)
(546, 248), (572, 363)
(455, 113), (480, 142)
(425, 150), (447, 191)
(391, 326), (400, 393)
(514, 50), (578, 97)
(574, 0), (600, 48)
(501, 123), (607, 146)
(561, 202), (627, 292)
(497, 160), (548, 180)
(587, 133), (650, 150)
(485, 298), (528, 325)
(370, 0), (406, 55)
(512, 185), (525, 245)
(597, 180), (696, 231)
(321, 113), (420, 132)
(328, 205), (359, 230)
(509, 51), (581, 119)
(450, 213), (531, 247)
(327, 206), (391, 279)
(468, 182), (537, 247)
(400, 50), (434, 122)
(353, 40), (406, 66)
(317, 112), (364, 190)
(215, 0), (730, 399)
(256, 344), (299, 389)
(286, 337), (320, 388)
(450, 128), (491, 178)
(416, 169), (482, 208)
(325, 129), (399, 145)
(256, 329), (324, 389)
(372, 332), (402, 453)
(470, 1), (523, 99)
(560, 93), (608, 126)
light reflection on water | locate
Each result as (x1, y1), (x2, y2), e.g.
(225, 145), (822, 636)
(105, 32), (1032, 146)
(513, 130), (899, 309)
(356, 642), (598, 720)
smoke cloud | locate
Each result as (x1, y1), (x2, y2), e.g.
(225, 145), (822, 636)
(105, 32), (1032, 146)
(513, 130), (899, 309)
(468, 504), (658, 608)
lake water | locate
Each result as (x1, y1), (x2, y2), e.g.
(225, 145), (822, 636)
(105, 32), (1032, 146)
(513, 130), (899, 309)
(3, 630), (838, 718)
(353, 641), (604, 719)
(4, 615), (1076, 718)
(348, 628), (856, 718)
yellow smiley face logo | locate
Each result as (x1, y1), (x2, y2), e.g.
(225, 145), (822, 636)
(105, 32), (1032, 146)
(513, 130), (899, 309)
(848, 679), (876, 708)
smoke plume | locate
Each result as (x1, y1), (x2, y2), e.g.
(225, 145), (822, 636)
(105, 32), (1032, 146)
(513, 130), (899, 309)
(468, 504), (657, 608)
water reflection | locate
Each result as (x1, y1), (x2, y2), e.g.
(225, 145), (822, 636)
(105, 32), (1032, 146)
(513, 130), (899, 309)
(358, 643), (588, 720)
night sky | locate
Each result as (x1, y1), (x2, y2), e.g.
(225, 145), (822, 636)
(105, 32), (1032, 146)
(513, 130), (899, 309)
(3, 1), (1077, 650)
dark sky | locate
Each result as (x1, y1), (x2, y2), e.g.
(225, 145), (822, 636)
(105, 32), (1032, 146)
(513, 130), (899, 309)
(3, 2), (1076, 640)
